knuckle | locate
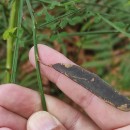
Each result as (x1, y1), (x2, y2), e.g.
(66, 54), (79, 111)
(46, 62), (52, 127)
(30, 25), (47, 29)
(77, 91), (95, 111)
(68, 111), (81, 130)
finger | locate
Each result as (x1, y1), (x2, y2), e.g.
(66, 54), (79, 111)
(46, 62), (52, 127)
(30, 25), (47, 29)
(0, 128), (12, 130)
(0, 106), (26, 130)
(115, 125), (130, 130)
(46, 95), (100, 130)
(0, 84), (42, 118)
(27, 111), (66, 130)
(29, 44), (130, 129)
(0, 84), (99, 130)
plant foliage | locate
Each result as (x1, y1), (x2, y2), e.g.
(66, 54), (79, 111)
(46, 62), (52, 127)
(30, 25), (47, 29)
(0, 0), (130, 96)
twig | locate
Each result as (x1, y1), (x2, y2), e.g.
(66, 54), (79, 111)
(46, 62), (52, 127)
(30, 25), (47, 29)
(5, 0), (20, 83)
(11, 0), (24, 83)
(26, 0), (47, 111)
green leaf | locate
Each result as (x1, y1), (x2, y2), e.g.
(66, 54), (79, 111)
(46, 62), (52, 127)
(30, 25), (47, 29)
(43, 8), (55, 22)
(114, 22), (126, 29)
(49, 1), (61, 9)
(2, 27), (17, 40)
(86, 11), (95, 18)
(68, 16), (82, 25)
(50, 34), (58, 41)
(49, 21), (59, 30)
(50, 32), (67, 41)
(35, 9), (45, 16)
(94, 16), (101, 23)
(60, 18), (68, 29)
(59, 32), (68, 37)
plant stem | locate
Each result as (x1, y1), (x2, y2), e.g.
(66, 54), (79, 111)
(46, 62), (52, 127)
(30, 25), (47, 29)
(26, 0), (47, 111)
(11, 0), (24, 83)
(65, 30), (120, 36)
(37, 8), (84, 29)
(5, 0), (20, 83)
(97, 13), (130, 38)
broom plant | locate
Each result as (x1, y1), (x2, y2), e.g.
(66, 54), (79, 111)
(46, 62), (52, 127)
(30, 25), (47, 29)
(0, 0), (130, 109)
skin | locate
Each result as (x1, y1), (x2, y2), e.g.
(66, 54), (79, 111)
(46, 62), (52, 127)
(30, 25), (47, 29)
(0, 44), (130, 130)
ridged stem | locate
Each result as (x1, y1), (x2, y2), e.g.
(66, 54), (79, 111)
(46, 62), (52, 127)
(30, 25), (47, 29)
(5, 0), (20, 83)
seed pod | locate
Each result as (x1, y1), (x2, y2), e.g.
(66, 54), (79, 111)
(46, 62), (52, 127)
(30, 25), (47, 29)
(52, 63), (130, 112)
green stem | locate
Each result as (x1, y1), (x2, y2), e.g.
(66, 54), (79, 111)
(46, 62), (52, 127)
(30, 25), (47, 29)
(65, 30), (120, 36)
(37, 8), (83, 29)
(5, 0), (20, 83)
(97, 13), (130, 38)
(11, 0), (24, 83)
(26, 0), (47, 111)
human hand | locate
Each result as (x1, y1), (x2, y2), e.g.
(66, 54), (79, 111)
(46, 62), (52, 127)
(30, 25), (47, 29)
(0, 44), (130, 130)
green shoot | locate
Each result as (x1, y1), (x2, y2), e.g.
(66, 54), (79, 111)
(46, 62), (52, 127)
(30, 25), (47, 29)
(11, 0), (24, 83)
(26, 0), (47, 111)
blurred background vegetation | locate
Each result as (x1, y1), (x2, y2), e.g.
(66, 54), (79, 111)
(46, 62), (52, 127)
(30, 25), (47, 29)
(0, 0), (130, 101)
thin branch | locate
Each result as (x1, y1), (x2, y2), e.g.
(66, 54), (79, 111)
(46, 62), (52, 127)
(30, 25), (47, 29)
(5, 0), (20, 83)
(26, 0), (47, 111)
(11, 0), (24, 83)
(65, 30), (120, 37)
(37, 8), (84, 29)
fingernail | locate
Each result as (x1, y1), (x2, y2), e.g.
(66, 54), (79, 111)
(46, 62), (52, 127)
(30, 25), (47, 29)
(27, 111), (61, 130)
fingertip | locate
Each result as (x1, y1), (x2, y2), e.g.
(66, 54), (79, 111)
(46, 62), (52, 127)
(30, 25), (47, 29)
(27, 111), (66, 130)
(29, 45), (34, 64)
(28, 44), (73, 83)
(29, 44), (44, 66)
(29, 44), (53, 65)
(29, 44), (72, 67)
(0, 128), (12, 130)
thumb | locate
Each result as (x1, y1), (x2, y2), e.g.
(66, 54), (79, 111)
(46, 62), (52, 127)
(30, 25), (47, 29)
(27, 111), (66, 130)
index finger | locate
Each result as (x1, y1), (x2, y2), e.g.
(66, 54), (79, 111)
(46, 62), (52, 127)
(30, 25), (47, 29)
(29, 44), (130, 130)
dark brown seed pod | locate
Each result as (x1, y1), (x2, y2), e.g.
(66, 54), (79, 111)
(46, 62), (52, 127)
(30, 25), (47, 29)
(52, 63), (130, 112)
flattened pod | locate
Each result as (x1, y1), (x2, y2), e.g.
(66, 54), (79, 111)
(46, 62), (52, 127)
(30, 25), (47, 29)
(52, 63), (130, 112)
